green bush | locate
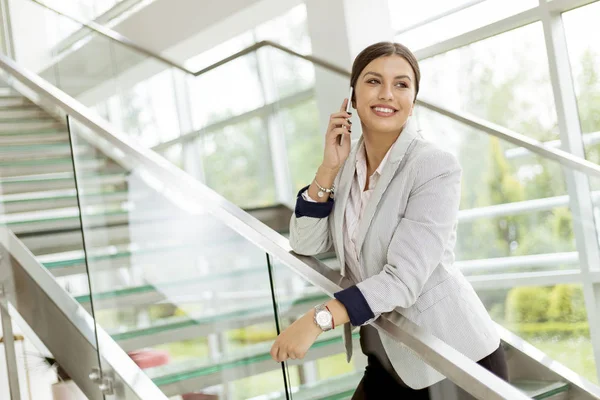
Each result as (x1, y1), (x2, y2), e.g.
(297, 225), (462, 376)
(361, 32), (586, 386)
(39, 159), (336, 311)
(505, 286), (551, 323)
(547, 284), (587, 323)
(508, 321), (590, 339)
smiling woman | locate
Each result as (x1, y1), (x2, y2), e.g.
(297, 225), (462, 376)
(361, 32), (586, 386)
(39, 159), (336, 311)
(271, 42), (509, 399)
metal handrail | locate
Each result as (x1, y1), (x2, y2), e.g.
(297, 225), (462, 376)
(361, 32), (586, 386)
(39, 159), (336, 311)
(28, 0), (600, 180)
(0, 52), (530, 399)
(28, 0), (348, 77)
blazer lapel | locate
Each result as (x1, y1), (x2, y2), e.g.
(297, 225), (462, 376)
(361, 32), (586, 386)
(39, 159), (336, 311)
(355, 119), (420, 263)
(333, 138), (363, 276)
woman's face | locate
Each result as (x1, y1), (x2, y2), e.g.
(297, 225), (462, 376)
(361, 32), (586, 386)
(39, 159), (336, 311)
(353, 55), (416, 136)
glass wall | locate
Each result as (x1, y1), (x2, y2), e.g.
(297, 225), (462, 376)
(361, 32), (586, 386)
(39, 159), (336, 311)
(398, 0), (600, 384)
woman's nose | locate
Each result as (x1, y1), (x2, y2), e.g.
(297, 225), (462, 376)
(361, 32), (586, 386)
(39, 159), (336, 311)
(378, 85), (393, 100)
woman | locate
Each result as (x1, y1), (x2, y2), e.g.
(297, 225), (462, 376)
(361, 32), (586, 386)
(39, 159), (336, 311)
(270, 42), (508, 398)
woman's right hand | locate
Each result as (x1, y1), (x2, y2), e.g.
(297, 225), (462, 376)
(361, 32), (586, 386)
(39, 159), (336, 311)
(321, 98), (352, 173)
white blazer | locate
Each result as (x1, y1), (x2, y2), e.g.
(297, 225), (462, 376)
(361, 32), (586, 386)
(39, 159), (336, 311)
(289, 118), (500, 389)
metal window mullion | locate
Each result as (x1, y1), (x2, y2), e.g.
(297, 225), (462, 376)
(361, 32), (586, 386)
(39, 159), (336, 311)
(172, 70), (205, 182)
(254, 44), (294, 208)
(0, 0), (15, 59)
(412, 0), (599, 62)
(539, 0), (600, 383)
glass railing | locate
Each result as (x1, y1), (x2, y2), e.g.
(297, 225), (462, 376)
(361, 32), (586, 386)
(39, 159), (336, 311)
(65, 113), (365, 398)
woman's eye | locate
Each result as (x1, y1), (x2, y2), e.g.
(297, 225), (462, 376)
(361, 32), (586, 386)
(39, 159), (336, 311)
(367, 79), (380, 84)
(396, 82), (408, 88)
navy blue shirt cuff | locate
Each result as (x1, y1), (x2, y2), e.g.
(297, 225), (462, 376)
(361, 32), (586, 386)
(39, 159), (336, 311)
(294, 185), (334, 218)
(334, 285), (375, 326)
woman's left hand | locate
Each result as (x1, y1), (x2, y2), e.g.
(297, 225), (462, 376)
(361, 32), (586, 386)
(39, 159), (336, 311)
(270, 311), (322, 362)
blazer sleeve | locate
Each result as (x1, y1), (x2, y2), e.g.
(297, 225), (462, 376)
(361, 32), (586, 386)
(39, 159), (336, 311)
(337, 150), (462, 326)
(288, 185), (335, 256)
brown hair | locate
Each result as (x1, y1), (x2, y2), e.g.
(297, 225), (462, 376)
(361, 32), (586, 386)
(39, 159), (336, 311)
(350, 42), (420, 103)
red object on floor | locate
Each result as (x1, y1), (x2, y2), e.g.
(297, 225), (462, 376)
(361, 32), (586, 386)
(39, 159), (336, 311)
(181, 394), (218, 400)
(127, 349), (170, 369)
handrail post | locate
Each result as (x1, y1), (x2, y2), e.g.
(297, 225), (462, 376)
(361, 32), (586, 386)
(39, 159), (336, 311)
(0, 284), (22, 400)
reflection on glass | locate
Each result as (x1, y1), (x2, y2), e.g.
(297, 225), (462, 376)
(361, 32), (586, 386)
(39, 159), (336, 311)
(419, 22), (557, 139)
(563, 2), (600, 164)
(394, 0), (538, 50)
(68, 117), (289, 398)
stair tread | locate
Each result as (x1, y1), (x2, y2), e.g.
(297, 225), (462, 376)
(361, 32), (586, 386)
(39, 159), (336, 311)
(0, 188), (127, 203)
(265, 376), (568, 400)
(0, 116), (56, 123)
(0, 128), (66, 136)
(146, 329), (356, 387)
(0, 155), (101, 167)
(107, 289), (326, 342)
(512, 379), (569, 399)
(0, 171), (126, 184)
(0, 203), (130, 225)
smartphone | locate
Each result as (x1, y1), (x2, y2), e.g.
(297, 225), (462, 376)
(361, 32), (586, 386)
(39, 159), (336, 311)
(340, 86), (353, 146)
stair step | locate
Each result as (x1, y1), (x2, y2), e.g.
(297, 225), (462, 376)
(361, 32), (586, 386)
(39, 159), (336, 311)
(268, 371), (362, 400)
(0, 145), (93, 162)
(0, 157), (110, 178)
(0, 133), (68, 146)
(0, 171), (127, 195)
(0, 97), (33, 107)
(0, 108), (48, 119)
(0, 203), (130, 235)
(0, 115), (56, 123)
(0, 120), (62, 131)
(265, 375), (568, 400)
(145, 330), (360, 397)
(0, 127), (66, 136)
(513, 380), (569, 399)
(0, 188), (128, 213)
(108, 290), (327, 352)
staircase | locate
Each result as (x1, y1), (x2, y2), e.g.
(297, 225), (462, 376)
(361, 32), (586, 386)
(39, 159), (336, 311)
(0, 91), (594, 399)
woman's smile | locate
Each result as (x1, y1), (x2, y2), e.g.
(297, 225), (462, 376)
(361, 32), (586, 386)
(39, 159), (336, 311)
(371, 104), (399, 117)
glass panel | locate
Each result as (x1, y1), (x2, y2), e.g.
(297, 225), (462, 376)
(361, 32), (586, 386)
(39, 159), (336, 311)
(188, 53), (265, 129)
(278, 98), (321, 194)
(563, 1), (600, 163)
(195, 116), (276, 208)
(269, 256), (366, 399)
(419, 22), (558, 140)
(416, 105), (599, 383)
(67, 117), (290, 398)
(394, 0), (538, 50)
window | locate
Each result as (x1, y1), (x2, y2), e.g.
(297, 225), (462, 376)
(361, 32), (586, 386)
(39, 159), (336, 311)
(393, 0), (538, 50)
(419, 23), (558, 141)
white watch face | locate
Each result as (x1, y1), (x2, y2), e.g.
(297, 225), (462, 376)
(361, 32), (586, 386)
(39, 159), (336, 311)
(316, 311), (332, 326)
